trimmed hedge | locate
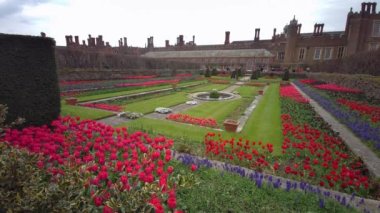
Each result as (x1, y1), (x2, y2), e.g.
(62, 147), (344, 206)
(0, 33), (60, 127)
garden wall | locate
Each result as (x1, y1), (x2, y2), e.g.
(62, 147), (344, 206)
(0, 33), (60, 127)
(56, 48), (199, 80)
(306, 72), (380, 100)
(310, 49), (380, 76)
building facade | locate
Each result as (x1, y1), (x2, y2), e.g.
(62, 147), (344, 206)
(60, 2), (380, 71)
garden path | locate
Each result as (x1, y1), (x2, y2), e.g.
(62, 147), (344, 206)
(293, 83), (380, 178)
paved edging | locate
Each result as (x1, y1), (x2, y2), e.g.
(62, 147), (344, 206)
(173, 151), (380, 213)
(292, 82), (380, 178)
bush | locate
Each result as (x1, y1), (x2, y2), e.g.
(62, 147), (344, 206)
(282, 69), (290, 81)
(209, 90), (220, 99)
(211, 68), (218, 76)
(0, 34), (60, 127)
(251, 70), (260, 80)
(205, 68), (211, 77)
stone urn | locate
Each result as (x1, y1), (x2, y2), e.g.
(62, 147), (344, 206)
(223, 119), (239, 132)
(65, 97), (77, 105)
(258, 90), (264, 95)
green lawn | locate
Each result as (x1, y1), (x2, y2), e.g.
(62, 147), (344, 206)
(183, 99), (245, 125)
(77, 80), (206, 102)
(173, 161), (355, 213)
(184, 83), (230, 93)
(235, 85), (259, 98)
(123, 92), (189, 114)
(241, 83), (283, 154)
(60, 102), (114, 120)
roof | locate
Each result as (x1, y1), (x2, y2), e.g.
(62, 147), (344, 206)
(142, 49), (274, 58)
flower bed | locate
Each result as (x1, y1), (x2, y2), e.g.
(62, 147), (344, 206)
(203, 86), (375, 197)
(116, 79), (180, 88)
(124, 75), (157, 79)
(207, 79), (230, 84)
(80, 103), (123, 112)
(299, 79), (318, 85)
(166, 113), (217, 128)
(295, 81), (380, 152)
(280, 85), (309, 103)
(337, 98), (380, 123)
(2, 116), (181, 212)
(314, 83), (363, 94)
(175, 73), (192, 78)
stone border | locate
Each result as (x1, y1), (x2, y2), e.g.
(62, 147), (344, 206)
(190, 91), (240, 101)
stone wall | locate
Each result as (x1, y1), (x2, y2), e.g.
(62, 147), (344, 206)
(56, 47), (199, 80)
(310, 49), (380, 76)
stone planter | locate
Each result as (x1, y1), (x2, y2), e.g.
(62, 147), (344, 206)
(65, 97), (77, 105)
(258, 90), (264, 95)
(223, 119), (239, 132)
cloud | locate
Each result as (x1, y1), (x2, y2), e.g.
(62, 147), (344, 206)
(0, 0), (51, 18)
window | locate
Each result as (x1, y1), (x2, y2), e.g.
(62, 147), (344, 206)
(277, 52), (284, 61)
(314, 48), (321, 60)
(373, 21), (380, 37)
(368, 43), (380, 51)
(298, 48), (305, 61)
(337, 47), (345, 59)
(324, 47), (333, 60)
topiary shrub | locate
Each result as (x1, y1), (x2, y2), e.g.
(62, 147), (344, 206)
(205, 68), (211, 77)
(282, 69), (290, 81)
(251, 70), (260, 80)
(209, 89), (220, 99)
(0, 34), (60, 127)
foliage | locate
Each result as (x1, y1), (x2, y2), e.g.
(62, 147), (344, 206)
(282, 69), (290, 81)
(119, 111), (144, 119)
(251, 70), (260, 80)
(211, 68), (218, 76)
(209, 90), (220, 99)
(0, 34), (60, 127)
(2, 116), (184, 212)
(205, 68), (211, 78)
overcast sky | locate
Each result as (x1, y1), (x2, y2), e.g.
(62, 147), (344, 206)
(0, 0), (378, 47)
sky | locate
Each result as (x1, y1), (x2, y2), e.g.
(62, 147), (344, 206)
(0, 0), (378, 47)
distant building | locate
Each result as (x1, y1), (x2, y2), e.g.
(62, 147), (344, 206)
(59, 2), (380, 71)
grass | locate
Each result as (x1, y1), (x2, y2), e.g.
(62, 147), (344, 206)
(76, 80), (206, 102)
(172, 161), (356, 213)
(60, 102), (114, 120)
(183, 99), (245, 125)
(235, 85), (259, 98)
(241, 83), (283, 154)
(123, 92), (189, 114)
(184, 83), (230, 93)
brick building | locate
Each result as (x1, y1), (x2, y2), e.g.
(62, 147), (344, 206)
(60, 2), (380, 71)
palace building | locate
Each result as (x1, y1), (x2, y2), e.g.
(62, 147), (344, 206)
(60, 2), (380, 71)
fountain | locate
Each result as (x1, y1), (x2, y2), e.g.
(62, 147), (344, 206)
(191, 89), (238, 101)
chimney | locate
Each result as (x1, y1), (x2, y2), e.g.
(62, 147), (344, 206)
(192, 35), (195, 44)
(273, 28), (276, 37)
(40, 32), (46, 37)
(372, 2), (377, 14)
(320, 24), (324, 34)
(179, 35), (184, 46)
(82, 40), (86, 46)
(74, 36), (79, 45)
(165, 40), (170, 47)
(123, 37), (127, 47)
(65, 35), (70, 46)
(224, 31), (230, 45)
(254, 28), (260, 41)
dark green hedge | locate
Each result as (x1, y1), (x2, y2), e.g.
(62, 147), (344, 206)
(0, 33), (60, 127)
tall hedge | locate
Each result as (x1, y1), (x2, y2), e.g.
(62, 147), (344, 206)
(0, 33), (60, 127)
